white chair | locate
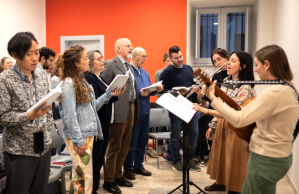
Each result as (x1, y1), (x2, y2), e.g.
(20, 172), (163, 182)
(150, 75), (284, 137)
(50, 121), (72, 194)
(148, 108), (171, 169)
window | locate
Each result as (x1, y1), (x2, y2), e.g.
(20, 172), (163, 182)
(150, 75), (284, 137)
(194, 7), (252, 66)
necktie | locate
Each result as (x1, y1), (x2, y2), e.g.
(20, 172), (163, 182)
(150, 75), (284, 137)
(125, 62), (134, 101)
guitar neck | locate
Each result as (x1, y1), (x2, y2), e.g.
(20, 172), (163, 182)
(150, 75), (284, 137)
(214, 86), (241, 110)
(193, 68), (241, 111)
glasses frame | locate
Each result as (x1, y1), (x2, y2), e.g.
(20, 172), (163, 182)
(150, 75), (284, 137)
(135, 54), (147, 59)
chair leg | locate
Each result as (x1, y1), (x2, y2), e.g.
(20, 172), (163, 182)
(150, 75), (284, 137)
(61, 170), (67, 194)
(156, 138), (159, 169)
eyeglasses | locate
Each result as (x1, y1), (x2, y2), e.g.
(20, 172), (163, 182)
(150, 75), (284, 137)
(121, 45), (134, 48)
(135, 54), (147, 59)
(95, 56), (104, 61)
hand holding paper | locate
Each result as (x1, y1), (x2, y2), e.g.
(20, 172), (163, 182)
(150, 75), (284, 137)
(28, 102), (52, 121)
(141, 81), (163, 92)
(27, 81), (64, 114)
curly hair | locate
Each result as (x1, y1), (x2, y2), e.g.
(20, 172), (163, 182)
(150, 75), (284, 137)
(56, 45), (92, 104)
(39, 47), (56, 61)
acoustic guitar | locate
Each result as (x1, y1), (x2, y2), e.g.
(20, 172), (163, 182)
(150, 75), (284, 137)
(193, 68), (256, 143)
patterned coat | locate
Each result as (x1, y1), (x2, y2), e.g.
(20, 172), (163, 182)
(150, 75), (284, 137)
(0, 65), (53, 157)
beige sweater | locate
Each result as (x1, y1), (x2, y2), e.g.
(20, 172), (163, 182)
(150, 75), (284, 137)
(211, 85), (299, 158)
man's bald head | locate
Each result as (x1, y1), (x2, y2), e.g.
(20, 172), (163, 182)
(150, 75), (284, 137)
(115, 38), (133, 61)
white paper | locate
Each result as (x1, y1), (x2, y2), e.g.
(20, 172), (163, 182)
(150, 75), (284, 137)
(172, 86), (190, 92)
(156, 93), (196, 123)
(142, 81), (162, 92)
(106, 73), (129, 92)
(176, 94), (194, 109)
(27, 81), (64, 113)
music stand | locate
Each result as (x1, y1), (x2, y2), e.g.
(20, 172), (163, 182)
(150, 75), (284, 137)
(168, 121), (207, 194)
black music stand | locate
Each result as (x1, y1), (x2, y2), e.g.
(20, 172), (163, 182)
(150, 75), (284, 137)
(168, 121), (207, 194)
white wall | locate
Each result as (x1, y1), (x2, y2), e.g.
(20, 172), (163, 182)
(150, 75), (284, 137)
(0, 0), (45, 61)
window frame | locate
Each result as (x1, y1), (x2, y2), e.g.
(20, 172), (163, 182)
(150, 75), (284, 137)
(194, 6), (252, 66)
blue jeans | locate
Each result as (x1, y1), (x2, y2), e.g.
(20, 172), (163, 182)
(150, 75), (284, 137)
(169, 112), (199, 164)
(124, 114), (150, 170)
(157, 105), (167, 145)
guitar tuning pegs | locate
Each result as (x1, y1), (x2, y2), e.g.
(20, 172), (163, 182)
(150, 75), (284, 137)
(206, 70), (211, 77)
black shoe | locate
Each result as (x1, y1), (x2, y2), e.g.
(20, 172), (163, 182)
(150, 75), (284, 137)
(115, 177), (133, 187)
(204, 182), (226, 191)
(123, 169), (136, 180)
(133, 167), (152, 176)
(103, 182), (121, 194)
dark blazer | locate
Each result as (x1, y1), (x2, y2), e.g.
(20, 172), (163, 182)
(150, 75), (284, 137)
(84, 73), (118, 129)
(100, 56), (140, 124)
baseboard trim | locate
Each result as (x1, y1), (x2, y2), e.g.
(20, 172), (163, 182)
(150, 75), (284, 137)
(286, 174), (299, 194)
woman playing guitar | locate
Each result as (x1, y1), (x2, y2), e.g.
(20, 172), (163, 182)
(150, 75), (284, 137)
(202, 45), (299, 194)
(194, 51), (256, 194)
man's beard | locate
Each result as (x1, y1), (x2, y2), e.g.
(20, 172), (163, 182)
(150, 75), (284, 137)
(127, 54), (132, 59)
(172, 61), (183, 68)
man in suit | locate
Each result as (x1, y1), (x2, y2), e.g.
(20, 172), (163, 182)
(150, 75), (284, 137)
(101, 38), (139, 194)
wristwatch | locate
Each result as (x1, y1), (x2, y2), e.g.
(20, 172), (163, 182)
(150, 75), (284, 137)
(211, 110), (215, 116)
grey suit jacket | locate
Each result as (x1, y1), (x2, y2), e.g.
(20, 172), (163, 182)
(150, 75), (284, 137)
(100, 56), (140, 124)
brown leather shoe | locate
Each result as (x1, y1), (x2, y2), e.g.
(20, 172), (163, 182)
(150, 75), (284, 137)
(133, 167), (152, 176)
(123, 169), (135, 180)
(204, 182), (226, 191)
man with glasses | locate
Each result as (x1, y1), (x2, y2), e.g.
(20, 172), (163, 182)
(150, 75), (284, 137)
(101, 38), (139, 194)
(123, 47), (163, 180)
(160, 46), (201, 173)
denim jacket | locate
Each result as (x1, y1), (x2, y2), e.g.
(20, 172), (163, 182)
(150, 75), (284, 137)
(59, 78), (112, 147)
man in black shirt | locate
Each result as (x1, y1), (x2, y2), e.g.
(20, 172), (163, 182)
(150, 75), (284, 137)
(160, 46), (200, 172)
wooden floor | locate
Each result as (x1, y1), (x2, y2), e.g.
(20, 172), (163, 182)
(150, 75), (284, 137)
(64, 155), (297, 194)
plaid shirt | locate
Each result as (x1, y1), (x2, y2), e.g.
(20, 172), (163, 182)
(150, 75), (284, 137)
(209, 76), (256, 129)
(0, 65), (53, 157)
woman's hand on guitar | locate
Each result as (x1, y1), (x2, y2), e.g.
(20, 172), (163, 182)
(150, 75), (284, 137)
(193, 85), (206, 98)
(206, 128), (214, 140)
(209, 80), (217, 101)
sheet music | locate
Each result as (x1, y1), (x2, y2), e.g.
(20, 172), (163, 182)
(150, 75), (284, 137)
(172, 86), (191, 92)
(156, 93), (196, 123)
(142, 81), (163, 92)
(27, 81), (64, 113)
(106, 72), (129, 92)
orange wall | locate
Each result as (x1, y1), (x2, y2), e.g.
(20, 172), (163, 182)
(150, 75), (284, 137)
(46, 0), (187, 101)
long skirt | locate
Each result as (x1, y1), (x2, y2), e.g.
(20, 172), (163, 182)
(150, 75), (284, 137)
(206, 118), (249, 192)
(65, 136), (94, 194)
